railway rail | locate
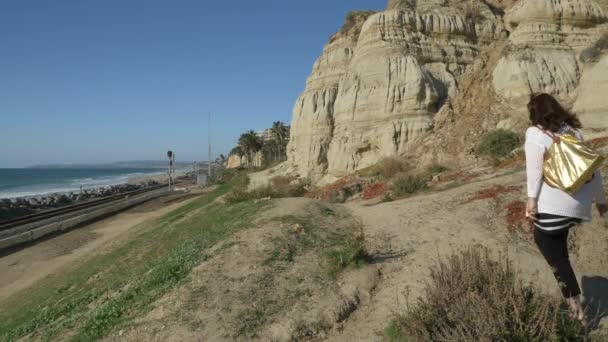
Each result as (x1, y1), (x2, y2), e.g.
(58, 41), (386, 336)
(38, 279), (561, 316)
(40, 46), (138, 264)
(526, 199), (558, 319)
(0, 182), (187, 251)
(0, 184), (169, 231)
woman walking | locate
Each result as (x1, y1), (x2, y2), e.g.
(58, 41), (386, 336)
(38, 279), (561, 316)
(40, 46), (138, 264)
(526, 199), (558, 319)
(525, 93), (607, 322)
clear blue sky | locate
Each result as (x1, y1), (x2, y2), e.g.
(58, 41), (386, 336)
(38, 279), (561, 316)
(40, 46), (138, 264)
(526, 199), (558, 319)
(0, 0), (385, 168)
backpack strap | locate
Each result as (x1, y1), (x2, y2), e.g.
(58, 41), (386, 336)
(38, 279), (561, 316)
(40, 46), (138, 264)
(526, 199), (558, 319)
(537, 125), (561, 144)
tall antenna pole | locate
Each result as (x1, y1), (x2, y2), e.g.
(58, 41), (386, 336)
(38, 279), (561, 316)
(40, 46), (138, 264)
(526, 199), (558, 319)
(208, 113), (212, 180)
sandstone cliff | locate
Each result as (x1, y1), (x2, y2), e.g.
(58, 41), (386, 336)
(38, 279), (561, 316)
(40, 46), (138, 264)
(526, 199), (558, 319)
(285, 0), (608, 182)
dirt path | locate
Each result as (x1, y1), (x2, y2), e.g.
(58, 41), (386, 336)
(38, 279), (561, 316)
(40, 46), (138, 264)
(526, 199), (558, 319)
(327, 170), (608, 341)
(0, 193), (201, 302)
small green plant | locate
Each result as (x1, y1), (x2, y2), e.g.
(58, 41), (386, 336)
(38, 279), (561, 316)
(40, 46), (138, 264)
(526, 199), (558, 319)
(326, 232), (370, 279)
(384, 320), (408, 342)
(427, 164), (448, 177)
(386, 246), (585, 341)
(382, 194), (394, 202)
(391, 173), (428, 196)
(477, 129), (521, 160)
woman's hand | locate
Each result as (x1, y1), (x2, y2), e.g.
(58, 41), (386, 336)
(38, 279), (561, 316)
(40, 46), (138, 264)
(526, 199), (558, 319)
(598, 203), (608, 217)
(526, 198), (538, 221)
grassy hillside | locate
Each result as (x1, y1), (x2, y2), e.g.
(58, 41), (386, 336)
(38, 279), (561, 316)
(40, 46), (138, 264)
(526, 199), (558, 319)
(0, 180), (266, 341)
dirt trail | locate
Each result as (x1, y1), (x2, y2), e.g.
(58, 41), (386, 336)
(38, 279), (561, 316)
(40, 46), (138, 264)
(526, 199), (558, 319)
(329, 170), (608, 341)
(0, 193), (201, 302)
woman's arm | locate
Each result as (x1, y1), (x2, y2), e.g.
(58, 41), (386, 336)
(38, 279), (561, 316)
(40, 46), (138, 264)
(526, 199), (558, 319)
(525, 132), (545, 220)
(525, 139), (545, 199)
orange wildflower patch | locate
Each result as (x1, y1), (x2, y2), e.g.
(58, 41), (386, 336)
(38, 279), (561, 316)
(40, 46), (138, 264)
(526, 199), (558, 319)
(362, 182), (385, 200)
(437, 171), (480, 184)
(589, 136), (608, 149)
(497, 151), (525, 170)
(466, 185), (520, 203)
(504, 200), (530, 234)
(305, 177), (358, 201)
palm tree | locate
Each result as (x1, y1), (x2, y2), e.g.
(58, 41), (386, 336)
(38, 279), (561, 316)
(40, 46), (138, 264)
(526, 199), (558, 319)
(238, 131), (263, 168)
(270, 121), (289, 160)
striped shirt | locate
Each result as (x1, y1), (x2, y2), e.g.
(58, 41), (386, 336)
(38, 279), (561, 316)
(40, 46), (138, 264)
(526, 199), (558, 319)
(534, 213), (582, 233)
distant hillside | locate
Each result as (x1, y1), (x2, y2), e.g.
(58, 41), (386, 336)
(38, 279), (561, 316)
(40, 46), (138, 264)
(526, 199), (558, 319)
(27, 160), (200, 169)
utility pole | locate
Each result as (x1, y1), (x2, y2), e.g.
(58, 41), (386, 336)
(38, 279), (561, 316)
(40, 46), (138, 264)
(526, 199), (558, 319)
(167, 150), (175, 191)
(192, 161), (196, 183)
(208, 113), (212, 180)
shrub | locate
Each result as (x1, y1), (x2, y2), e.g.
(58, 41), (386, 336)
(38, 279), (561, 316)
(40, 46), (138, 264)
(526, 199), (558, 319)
(270, 175), (295, 189)
(340, 11), (376, 33)
(427, 164), (448, 178)
(358, 157), (409, 179)
(391, 173), (428, 196)
(580, 32), (608, 63)
(477, 129), (521, 160)
(225, 176), (308, 204)
(386, 246), (584, 341)
(224, 188), (255, 204)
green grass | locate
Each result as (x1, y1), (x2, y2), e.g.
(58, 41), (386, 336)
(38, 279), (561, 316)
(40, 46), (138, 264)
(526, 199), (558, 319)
(263, 208), (370, 279)
(0, 178), (268, 342)
(233, 205), (369, 337)
(477, 129), (521, 160)
(384, 320), (408, 342)
(326, 237), (369, 279)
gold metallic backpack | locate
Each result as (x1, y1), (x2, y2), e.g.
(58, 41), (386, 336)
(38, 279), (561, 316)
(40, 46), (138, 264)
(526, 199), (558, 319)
(540, 127), (605, 194)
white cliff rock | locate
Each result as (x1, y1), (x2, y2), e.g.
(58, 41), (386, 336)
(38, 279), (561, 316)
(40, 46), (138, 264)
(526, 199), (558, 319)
(573, 53), (608, 128)
(493, 0), (607, 107)
(280, 0), (608, 182)
(287, 2), (508, 179)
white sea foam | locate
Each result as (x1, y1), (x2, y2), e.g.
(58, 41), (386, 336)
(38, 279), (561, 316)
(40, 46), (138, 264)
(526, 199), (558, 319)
(0, 171), (164, 199)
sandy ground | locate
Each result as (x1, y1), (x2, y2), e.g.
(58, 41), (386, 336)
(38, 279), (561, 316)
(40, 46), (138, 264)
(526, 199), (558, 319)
(330, 171), (608, 341)
(0, 192), (201, 302)
(117, 169), (608, 341)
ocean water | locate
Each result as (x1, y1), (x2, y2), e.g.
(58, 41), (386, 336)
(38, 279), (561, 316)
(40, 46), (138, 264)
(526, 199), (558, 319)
(0, 168), (165, 199)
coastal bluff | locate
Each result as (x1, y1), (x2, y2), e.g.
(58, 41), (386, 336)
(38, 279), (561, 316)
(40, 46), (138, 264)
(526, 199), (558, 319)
(283, 0), (608, 182)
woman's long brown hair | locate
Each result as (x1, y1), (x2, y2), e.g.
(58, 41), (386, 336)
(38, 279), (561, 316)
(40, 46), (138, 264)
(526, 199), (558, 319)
(527, 93), (582, 133)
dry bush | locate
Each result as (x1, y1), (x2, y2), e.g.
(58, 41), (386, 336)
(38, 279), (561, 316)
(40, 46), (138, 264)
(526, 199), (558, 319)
(391, 173), (428, 196)
(580, 32), (608, 63)
(359, 157), (409, 179)
(340, 11), (376, 33)
(270, 175), (295, 188)
(226, 176), (308, 204)
(386, 246), (584, 341)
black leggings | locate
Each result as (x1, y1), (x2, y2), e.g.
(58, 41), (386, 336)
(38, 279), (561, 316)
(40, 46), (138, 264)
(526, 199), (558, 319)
(534, 227), (581, 298)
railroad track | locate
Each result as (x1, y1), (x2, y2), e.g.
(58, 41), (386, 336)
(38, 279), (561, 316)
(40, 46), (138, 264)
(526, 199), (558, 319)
(0, 184), (170, 232)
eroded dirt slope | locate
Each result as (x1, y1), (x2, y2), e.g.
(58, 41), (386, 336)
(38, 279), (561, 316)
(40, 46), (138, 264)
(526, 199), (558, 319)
(113, 169), (608, 341)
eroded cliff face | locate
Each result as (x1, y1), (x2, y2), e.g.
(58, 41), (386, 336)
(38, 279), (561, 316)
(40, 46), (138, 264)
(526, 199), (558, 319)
(286, 0), (608, 181)
(493, 0), (607, 107)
